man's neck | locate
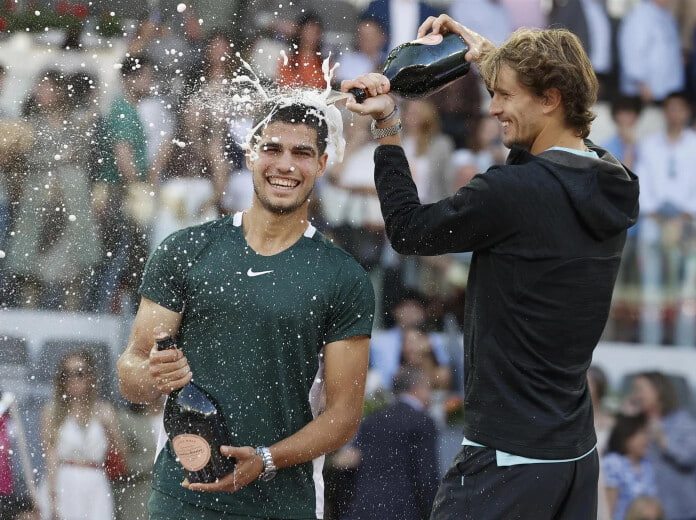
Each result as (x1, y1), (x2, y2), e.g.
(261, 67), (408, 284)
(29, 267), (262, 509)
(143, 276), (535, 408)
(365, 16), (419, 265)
(531, 122), (586, 155)
(242, 205), (311, 256)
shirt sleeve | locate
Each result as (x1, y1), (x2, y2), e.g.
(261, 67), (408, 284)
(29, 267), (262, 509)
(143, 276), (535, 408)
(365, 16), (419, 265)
(374, 145), (517, 255)
(139, 231), (188, 312)
(324, 258), (375, 344)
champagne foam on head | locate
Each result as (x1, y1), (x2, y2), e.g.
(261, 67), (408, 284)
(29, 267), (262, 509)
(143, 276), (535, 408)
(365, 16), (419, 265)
(194, 53), (346, 165)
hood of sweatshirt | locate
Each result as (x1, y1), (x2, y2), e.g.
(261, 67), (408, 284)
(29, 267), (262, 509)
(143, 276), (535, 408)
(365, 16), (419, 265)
(507, 140), (640, 240)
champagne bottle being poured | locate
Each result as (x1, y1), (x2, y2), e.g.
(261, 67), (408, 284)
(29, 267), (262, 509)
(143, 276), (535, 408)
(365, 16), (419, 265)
(347, 32), (471, 103)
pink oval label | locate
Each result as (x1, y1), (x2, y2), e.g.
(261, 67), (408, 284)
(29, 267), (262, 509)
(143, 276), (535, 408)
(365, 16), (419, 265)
(172, 434), (211, 471)
(412, 33), (444, 46)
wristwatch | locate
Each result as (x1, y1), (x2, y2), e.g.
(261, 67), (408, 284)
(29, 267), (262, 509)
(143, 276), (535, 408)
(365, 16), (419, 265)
(255, 446), (277, 481)
(370, 118), (402, 140)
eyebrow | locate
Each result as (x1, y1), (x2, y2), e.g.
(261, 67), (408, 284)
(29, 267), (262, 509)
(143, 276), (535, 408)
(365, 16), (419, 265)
(261, 142), (317, 155)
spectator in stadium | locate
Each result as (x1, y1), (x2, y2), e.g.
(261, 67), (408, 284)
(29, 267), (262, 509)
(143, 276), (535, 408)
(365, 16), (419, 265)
(360, 0), (438, 53)
(603, 413), (658, 520)
(549, 0), (614, 100)
(277, 11), (329, 90)
(369, 290), (450, 391)
(89, 56), (153, 314)
(449, 0), (512, 47)
(149, 97), (228, 248)
(6, 70), (101, 310)
(38, 350), (124, 520)
(335, 16), (387, 84)
(634, 92), (696, 346)
(625, 496), (666, 520)
(631, 371), (696, 520)
(400, 326), (452, 391)
(618, 0), (684, 103)
(343, 367), (439, 520)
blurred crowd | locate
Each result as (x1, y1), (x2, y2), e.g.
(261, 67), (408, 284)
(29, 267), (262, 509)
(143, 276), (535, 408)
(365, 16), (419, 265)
(1, 0), (696, 519)
(2, 345), (695, 520)
(0, 0), (696, 345)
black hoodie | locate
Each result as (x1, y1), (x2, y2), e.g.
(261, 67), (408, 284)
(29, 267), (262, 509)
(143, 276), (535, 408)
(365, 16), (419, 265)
(374, 142), (639, 459)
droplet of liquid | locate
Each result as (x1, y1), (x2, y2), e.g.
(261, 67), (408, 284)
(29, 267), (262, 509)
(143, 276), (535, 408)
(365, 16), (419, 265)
(177, 3), (186, 12)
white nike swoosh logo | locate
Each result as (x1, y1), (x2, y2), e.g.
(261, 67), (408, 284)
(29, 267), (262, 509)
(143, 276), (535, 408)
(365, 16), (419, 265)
(247, 268), (274, 277)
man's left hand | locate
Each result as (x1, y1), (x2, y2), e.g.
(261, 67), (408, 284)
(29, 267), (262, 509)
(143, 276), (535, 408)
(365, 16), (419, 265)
(341, 73), (395, 119)
(182, 446), (264, 493)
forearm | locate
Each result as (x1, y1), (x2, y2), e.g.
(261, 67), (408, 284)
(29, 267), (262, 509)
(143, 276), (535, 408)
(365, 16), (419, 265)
(268, 403), (363, 470)
(374, 145), (499, 255)
(118, 297), (183, 403)
(117, 348), (161, 403)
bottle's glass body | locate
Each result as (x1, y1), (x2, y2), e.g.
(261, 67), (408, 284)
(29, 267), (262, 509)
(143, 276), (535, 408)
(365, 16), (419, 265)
(384, 33), (471, 98)
(157, 337), (236, 483)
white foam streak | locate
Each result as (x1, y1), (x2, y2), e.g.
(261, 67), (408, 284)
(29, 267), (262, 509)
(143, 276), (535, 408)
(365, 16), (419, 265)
(193, 52), (346, 165)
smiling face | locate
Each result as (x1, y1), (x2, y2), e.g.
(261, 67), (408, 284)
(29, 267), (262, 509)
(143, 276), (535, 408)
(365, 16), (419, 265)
(246, 121), (327, 215)
(488, 65), (546, 151)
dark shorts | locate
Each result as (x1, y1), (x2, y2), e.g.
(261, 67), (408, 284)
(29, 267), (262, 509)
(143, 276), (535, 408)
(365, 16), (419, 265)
(430, 446), (598, 520)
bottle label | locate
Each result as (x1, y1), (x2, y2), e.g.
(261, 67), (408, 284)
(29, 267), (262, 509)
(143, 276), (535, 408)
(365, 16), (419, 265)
(172, 434), (211, 471)
(411, 33), (443, 46)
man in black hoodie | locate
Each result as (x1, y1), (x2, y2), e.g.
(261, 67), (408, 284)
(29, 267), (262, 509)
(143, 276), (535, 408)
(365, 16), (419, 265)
(342, 15), (639, 520)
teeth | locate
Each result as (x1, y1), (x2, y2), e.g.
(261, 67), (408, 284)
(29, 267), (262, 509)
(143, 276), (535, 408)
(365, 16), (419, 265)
(501, 122), (509, 128)
(268, 177), (299, 188)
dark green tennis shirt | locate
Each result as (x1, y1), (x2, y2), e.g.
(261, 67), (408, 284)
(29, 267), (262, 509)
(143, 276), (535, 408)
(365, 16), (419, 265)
(140, 212), (375, 519)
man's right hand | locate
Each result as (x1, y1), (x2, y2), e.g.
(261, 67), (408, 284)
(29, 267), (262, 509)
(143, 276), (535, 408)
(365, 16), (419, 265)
(148, 333), (192, 394)
(417, 14), (495, 65)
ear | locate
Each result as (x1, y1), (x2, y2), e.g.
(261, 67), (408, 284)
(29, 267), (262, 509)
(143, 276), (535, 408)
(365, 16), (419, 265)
(542, 87), (562, 114)
(315, 153), (328, 179)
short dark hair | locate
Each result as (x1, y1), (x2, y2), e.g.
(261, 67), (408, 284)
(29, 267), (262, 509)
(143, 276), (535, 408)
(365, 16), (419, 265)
(607, 413), (648, 455)
(120, 55), (152, 78)
(610, 96), (643, 118)
(251, 102), (329, 155)
(664, 90), (691, 104)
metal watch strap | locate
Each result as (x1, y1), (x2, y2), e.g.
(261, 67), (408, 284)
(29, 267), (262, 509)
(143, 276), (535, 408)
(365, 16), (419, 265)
(370, 119), (402, 140)
(255, 446), (277, 481)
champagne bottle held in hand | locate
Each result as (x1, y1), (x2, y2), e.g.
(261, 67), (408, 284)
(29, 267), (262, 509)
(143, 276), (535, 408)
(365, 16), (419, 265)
(157, 336), (236, 483)
(350, 32), (470, 101)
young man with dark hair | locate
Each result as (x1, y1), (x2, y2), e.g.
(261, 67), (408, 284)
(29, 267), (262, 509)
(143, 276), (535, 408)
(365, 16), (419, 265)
(117, 101), (375, 520)
(343, 15), (639, 519)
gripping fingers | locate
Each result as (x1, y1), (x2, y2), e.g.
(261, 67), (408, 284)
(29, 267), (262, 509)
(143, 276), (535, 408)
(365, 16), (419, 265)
(418, 14), (457, 39)
(155, 367), (192, 394)
(417, 16), (438, 38)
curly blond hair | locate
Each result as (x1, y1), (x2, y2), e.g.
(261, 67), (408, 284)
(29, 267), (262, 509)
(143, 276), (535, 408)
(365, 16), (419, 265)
(478, 28), (598, 138)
